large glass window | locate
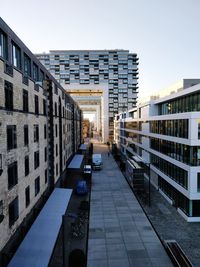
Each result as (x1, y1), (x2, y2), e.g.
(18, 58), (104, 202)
(151, 154), (188, 189)
(24, 53), (31, 77)
(39, 69), (44, 83)
(158, 176), (189, 215)
(12, 42), (21, 69)
(158, 92), (200, 115)
(33, 63), (39, 81)
(0, 30), (8, 59)
(150, 119), (188, 138)
(150, 137), (200, 166)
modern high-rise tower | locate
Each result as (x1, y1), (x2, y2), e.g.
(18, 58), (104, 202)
(36, 50), (139, 141)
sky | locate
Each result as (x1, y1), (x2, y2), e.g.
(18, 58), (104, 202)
(1, 0), (200, 97)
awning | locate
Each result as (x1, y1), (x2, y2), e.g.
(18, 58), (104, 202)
(8, 188), (72, 267)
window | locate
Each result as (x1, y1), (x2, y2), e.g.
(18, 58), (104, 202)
(45, 169), (48, 184)
(44, 124), (47, 139)
(43, 99), (47, 115)
(0, 200), (3, 217)
(23, 89), (29, 112)
(35, 95), (39, 115)
(197, 173), (200, 192)
(54, 84), (58, 94)
(25, 186), (30, 207)
(33, 63), (39, 81)
(25, 156), (29, 176)
(8, 161), (18, 189)
(5, 81), (13, 111)
(56, 144), (58, 156)
(55, 124), (58, 137)
(34, 151), (40, 169)
(24, 125), (29, 146)
(9, 197), (19, 227)
(34, 124), (39, 142)
(56, 163), (58, 175)
(55, 102), (57, 116)
(39, 70), (44, 83)
(35, 176), (40, 196)
(24, 53), (31, 77)
(7, 125), (17, 150)
(12, 42), (21, 69)
(198, 120), (200, 139)
(45, 147), (47, 162)
(0, 30), (8, 59)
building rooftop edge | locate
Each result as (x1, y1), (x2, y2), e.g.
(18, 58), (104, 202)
(35, 50), (138, 55)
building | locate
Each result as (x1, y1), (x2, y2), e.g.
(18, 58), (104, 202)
(0, 17), (82, 264)
(36, 50), (139, 141)
(82, 119), (90, 138)
(114, 79), (200, 222)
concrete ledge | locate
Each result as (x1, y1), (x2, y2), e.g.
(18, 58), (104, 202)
(159, 189), (173, 205)
(177, 208), (200, 222)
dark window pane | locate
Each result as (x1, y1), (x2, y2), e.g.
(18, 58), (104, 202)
(24, 53), (31, 77)
(44, 124), (47, 139)
(24, 125), (29, 146)
(25, 156), (29, 176)
(35, 95), (39, 115)
(35, 176), (40, 196)
(9, 197), (19, 227)
(0, 30), (8, 59)
(12, 42), (21, 69)
(34, 125), (39, 142)
(34, 151), (40, 169)
(25, 186), (30, 207)
(7, 125), (17, 150)
(5, 81), (13, 111)
(23, 89), (29, 112)
(8, 161), (18, 189)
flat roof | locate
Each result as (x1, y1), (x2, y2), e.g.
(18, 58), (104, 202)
(8, 188), (72, 267)
(67, 154), (84, 169)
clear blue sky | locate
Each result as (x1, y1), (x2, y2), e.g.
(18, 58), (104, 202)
(1, 0), (200, 97)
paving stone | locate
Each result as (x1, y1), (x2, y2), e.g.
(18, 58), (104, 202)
(87, 144), (173, 267)
(88, 250), (107, 260)
(125, 242), (145, 251)
(129, 258), (153, 267)
(87, 259), (108, 267)
(108, 258), (130, 267)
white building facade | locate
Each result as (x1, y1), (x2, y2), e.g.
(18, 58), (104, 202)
(114, 80), (200, 222)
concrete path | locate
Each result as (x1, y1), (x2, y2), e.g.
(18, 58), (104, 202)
(87, 144), (173, 267)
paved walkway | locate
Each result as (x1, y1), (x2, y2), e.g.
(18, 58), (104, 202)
(87, 144), (173, 267)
